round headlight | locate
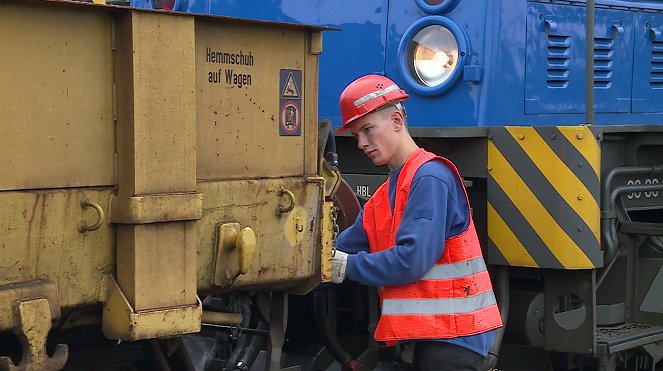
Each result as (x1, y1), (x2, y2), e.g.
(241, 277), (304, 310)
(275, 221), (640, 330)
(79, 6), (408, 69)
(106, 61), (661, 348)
(408, 25), (458, 87)
(398, 16), (468, 96)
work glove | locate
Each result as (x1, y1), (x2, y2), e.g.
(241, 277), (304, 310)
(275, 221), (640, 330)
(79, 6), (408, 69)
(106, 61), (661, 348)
(331, 250), (348, 283)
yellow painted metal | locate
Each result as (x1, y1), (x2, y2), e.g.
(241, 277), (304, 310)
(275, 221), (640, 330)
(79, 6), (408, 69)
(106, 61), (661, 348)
(195, 20), (318, 180)
(486, 204), (538, 267)
(0, 2), (114, 191)
(505, 127), (600, 242)
(110, 193), (203, 224)
(201, 311), (243, 326)
(101, 276), (201, 341)
(112, 10), (198, 313)
(212, 223), (257, 288)
(320, 202), (334, 283)
(488, 140), (594, 268)
(559, 126), (601, 178)
(114, 12), (197, 197)
(0, 281), (59, 332)
(309, 31), (323, 55)
(0, 298), (68, 371)
(321, 159), (342, 198)
(198, 177), (326, 293)
(0, 1), (330, 363)
(0, 190), (114, 314)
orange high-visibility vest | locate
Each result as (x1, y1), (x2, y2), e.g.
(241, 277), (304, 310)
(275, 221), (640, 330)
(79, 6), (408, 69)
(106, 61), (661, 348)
(362, 148), (502, 342)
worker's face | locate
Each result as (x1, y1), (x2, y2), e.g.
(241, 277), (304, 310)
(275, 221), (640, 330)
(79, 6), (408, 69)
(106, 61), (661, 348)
(349, 106), (402, 168)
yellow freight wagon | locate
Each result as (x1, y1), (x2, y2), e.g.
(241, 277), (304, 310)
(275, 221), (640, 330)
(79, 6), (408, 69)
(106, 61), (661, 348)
(0, 1), (337, 369)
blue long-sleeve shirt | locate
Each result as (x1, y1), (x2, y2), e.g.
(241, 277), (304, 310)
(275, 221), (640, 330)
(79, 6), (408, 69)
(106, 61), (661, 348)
(337, 159), (495, 357)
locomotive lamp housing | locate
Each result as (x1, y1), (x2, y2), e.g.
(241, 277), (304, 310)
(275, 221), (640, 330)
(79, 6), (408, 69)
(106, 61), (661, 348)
(415, 0), (460, 14)
(398, 16), (468, 96)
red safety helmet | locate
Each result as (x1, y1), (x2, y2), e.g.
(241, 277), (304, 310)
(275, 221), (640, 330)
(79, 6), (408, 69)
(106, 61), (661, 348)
(337, 74), (409, 134)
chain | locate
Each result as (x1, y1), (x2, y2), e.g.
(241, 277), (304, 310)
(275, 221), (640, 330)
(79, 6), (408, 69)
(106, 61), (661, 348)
(331, 206), (339, 257)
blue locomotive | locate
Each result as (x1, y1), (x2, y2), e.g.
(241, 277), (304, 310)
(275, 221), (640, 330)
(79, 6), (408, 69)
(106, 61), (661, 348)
(135, 1), (663, 370)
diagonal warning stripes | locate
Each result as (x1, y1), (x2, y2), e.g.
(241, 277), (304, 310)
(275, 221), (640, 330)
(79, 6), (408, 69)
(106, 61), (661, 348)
(487, 126), (603, 269)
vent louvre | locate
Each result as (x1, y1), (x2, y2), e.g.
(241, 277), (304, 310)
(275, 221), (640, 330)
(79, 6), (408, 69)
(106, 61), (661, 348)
(547, 35), (570, 88)
(651, 41), (663, 89)
(594, 37), (614, 89)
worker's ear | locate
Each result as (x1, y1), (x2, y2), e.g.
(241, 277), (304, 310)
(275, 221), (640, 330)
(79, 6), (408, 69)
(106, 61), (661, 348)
(391, 109), (405, 131)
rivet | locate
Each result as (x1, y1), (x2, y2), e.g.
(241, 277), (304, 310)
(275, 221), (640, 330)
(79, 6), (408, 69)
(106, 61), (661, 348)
(487, 166), (493, 171)
(518, 133), (525, 140)
(578, 195), (583, 200)
(578, 162), (583, 167)
(551, 133), (557, 140)
(578, 226), (583, 232)
(577, 133), (584, 140)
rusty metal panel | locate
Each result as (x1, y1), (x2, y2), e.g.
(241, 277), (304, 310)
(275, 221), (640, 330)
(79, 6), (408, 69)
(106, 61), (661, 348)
(196, 177), (325, 293)
(0, 2), (114, 191)
(195, 20), (311, 180)
(0, 189), (114, 311)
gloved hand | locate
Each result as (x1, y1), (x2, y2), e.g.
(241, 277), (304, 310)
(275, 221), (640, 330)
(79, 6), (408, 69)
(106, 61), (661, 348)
(331, 250), (348, 283)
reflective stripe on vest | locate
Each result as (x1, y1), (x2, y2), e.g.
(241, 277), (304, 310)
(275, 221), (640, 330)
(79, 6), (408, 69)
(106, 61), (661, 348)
(420, 256), (487, 281)
(382, 291), (497, 315)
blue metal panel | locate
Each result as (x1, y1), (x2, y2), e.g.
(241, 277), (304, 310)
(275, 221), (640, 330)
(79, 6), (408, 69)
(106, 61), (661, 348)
(525, 3), (586, 114)
(632, 12), (663, 113)
(384, 0), (490, 128)
(593, 9), (634, 113)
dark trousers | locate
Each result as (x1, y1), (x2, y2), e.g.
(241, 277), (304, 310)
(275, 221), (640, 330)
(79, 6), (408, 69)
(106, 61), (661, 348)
(413, 341), (486, 371)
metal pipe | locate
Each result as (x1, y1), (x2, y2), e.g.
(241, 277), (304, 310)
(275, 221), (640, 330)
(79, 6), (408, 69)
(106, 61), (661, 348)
(586, 0), (595, 125)
(226, 304), (253, 369)
(201, 323), (269, 335)
(601, 166), (663, 262)
(202, 311), (243, 326)
(313, 287), (357, 369)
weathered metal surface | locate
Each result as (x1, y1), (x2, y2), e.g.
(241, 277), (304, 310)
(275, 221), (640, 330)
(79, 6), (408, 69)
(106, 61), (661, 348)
(0, 281), (59, 332)
(195, 20), (319, 180)
(110, 193), (203, 224)
(1, 1), (329, 368)
(212, 223), (257, 288)
(101, 276), (201, 341)
(0, 298), (68, 371)
(0, 190), (114, 315)
(0, 2), (114, 191)
(197, 177), (326, 293)
(113, 10), (198, 313)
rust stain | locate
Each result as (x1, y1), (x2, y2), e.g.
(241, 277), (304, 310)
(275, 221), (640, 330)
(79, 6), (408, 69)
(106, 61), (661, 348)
(24, 193), (41, 280)
(35, 192), (49, 278)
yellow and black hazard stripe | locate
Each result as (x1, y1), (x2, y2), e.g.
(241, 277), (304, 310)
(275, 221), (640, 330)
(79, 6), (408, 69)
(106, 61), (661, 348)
(486, 126), (603, 269)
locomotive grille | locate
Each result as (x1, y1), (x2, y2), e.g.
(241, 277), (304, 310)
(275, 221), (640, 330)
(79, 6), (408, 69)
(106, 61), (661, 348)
(652, 40), (663, 89)
(546, 34), (570, 88)
(594, 37), (614, 89)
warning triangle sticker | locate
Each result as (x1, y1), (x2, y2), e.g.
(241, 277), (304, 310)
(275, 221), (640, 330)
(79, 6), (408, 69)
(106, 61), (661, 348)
(281, 72), (300, 99)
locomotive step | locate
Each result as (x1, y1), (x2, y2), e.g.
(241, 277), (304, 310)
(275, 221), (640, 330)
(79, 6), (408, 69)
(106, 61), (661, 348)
(597, 323), (663, 354)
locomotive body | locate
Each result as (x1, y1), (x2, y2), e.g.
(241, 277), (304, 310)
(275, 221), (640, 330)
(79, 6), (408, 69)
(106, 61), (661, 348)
(142, 0), (663, 370)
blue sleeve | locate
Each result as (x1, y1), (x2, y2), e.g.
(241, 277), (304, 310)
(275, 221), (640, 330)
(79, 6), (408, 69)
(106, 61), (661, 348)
(345, 161), (469, 287)
(336, 209), (370, 254)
